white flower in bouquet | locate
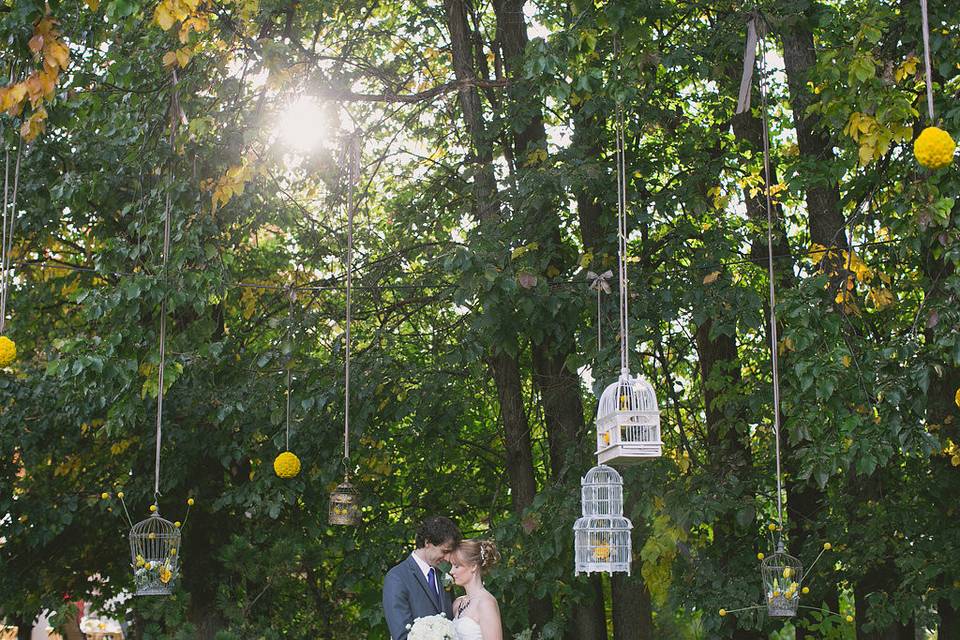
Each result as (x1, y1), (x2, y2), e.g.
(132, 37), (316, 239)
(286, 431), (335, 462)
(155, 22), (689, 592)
(406, 614), (456, 640)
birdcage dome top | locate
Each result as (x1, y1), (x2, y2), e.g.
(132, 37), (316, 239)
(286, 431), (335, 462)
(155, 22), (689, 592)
(130, 511), (179, 534)
(597, 370), (659, 419)
(581, 464), (623, 487)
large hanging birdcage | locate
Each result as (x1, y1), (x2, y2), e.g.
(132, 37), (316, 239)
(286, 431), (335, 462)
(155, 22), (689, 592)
(574, 465), (632, 575)
(129, 511), (181, 596)
(761, 544), (803, 617)
(595, 371), (662, 464)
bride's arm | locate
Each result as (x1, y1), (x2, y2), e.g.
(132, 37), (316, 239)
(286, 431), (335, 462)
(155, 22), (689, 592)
(477, 597), (503, 640)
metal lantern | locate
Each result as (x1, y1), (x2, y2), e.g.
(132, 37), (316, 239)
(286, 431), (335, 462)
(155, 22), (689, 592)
(129, 511), (181, 596)
(761, 543), (803, 617)
(328, 477), (360, 526)
(595, 370), (662, 464)
(574, 464), (633, 575)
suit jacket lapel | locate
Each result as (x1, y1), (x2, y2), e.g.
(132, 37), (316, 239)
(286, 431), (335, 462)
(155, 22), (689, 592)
(407, 555), (442, 613)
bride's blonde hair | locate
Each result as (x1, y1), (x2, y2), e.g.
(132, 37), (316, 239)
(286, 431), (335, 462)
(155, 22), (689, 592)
(456, 539), (500, 574)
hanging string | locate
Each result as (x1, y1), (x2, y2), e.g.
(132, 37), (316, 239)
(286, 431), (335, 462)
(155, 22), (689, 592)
(756, 20), (785, 536)
(1, 140), (22, 336)
(614, 37), (630, 376)
(284, 286), (295, 451)
(588, 270), (613, 350)
(154, 71), (180, 501)
(343, 135), (359, 473)
(919, 0), (935, 122)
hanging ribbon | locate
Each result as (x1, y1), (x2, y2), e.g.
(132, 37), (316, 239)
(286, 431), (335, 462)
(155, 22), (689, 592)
(1, 139), (22, 336)
(588, 270), (613, 349)
(342, 134), (359, 475)
(735, 18), (759, 115)
(919, 0), (935, 122)
(284, 285), (295, 451)
(154, 71), (181, 501)
(613, 38), (630, 376)
(755, 24), (786, 536)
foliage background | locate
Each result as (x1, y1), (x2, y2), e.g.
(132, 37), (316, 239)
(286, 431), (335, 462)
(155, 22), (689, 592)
(1, 0), (959, 638)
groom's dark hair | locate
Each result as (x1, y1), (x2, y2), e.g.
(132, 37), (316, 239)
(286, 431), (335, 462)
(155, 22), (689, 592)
(415, 516), (462, 548)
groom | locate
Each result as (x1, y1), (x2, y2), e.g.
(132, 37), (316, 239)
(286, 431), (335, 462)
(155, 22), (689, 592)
(383, 515), (462, 640)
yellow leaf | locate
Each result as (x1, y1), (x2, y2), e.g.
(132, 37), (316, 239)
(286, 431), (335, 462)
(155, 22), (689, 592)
(28, 34), (45, 54)
(154, 3), (177, 30)
(44, 40), (70, 71)
(778, 336), (795, 354)
(20, 107), (47, 142)
(85, 0), (100, 10)
(702, 270), (720, 285)
(163, 51), (178, 67)
(579, 252), (593, 269)
(510, 242), (539, 260)
(867, 287), (895, 310)
(175, 46), (193, 67)
(546, 265), (561, 278)
(841, 355), (852, 368)
(808, 243), (829, 265)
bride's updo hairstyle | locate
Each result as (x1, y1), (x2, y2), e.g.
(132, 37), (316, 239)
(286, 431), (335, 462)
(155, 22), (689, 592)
(456, 539), (501, 574)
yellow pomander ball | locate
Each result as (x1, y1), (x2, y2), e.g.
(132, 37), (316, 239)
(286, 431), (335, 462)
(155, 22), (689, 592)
(718, 609), (727, 617)
(274, 451), (301, 478)
(955, 387), (960, 409)
(0, 336), (16, 367)
(757, 552), (765, 560)
(914, 126), (956, 169)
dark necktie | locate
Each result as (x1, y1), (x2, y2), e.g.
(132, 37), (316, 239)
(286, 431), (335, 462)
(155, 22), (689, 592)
(428, 567), (439, 598)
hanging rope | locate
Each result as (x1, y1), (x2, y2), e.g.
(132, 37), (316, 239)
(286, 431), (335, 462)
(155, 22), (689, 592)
(1, 139), (22, 336)
(614, 38), (630, 376)
(588, 270), (613, 350)
(755, 19), (786, 535)
(154, 71), (180, 501)
(920, 0), (935, 122)
(284, 286), (295, 451)
(342, 135), (359, 474)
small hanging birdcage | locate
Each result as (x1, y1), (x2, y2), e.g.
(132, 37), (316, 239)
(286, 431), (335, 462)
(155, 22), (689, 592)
(129, 511), (181, 596)
(328, 477), (360, 526)
(595, 370), (662, 464)
(761, 544), (803, 617)
(574, 464), (633, 575)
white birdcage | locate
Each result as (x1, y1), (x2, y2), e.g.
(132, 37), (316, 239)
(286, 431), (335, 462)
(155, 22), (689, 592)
(129, 512), (181, 596)
(595, 370), (662, 463)
(574, 464), (633, 575)
(761, 544), (803, 617)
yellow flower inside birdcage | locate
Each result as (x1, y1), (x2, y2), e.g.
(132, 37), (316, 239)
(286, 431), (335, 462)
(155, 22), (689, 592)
(593, 542), (611, 561)
(0, 336), (16, 367)
(159, 565), (173, 584)
(914, 126), (956, 169)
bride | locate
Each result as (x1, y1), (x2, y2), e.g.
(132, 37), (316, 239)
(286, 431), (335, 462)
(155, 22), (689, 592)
(450, 539), (503, 640)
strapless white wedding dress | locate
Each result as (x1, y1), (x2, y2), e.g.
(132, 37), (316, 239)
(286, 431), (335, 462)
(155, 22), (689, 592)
(452, 616), (484, 640)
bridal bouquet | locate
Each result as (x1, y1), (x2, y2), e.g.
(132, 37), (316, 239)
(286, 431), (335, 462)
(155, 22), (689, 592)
(406, 614), (456, 640)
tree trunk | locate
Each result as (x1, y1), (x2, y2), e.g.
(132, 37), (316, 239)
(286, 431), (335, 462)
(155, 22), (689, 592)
(488, 1), (606, 636)
(779, 7), (848, 250)
(443, 0), (553, 632)
(15, 616), (32, 640)
(611, 574), (653, 640)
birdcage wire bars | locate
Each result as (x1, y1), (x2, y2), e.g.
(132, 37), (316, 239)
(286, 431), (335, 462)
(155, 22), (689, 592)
(761, 544), (803, 617)
(596, 371), (662, 464)
(574, 464), (633, 575)
(129, 512), (181, 596)
(328, 477), (360, 526)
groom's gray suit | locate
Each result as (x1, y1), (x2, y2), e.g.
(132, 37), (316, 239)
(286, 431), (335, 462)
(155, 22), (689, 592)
(383, 555), (453, 640)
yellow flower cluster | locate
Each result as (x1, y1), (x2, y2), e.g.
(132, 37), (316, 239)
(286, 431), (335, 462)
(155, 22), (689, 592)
(0, 336), (16, 366)
(274, 451), (301, 478)
(592, 542), (611, 561)
(914, 127), (956, 169)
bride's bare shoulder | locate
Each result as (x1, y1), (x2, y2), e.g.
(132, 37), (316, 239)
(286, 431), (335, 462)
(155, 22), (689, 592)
(476, 591), (500, 613)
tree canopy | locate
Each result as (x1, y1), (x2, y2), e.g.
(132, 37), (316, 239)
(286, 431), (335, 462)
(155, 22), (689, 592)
(1, 0), (959, 638)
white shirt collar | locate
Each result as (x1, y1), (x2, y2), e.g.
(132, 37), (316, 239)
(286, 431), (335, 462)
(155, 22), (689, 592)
(411, 550), (433, 580)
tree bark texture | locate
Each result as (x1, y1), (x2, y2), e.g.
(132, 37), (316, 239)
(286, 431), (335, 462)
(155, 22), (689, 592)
(779, 8), (848, 250)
